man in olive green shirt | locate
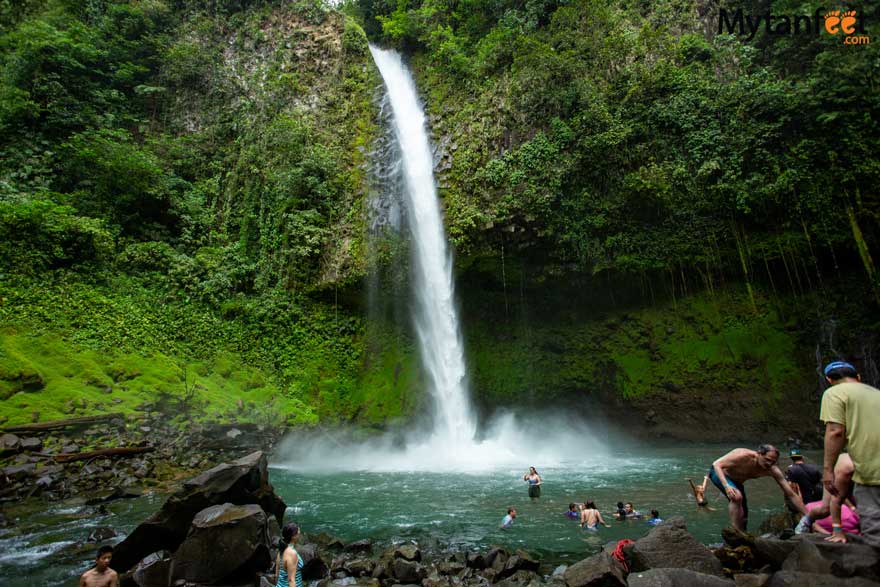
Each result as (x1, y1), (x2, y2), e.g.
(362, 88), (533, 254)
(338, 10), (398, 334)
(820, 360), (880, 545)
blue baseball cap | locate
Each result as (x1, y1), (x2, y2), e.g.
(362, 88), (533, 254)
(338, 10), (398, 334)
(789, 448), (802, 458)
(823, 361), (856, 376)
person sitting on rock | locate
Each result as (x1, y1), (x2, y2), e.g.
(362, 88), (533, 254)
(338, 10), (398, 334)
(792, 452), (856, 541)
(79, 546), (117, 587)
(276, 521), (304, 587)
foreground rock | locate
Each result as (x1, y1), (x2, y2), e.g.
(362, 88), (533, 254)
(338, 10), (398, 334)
(171, 503), (272, 583)
(112, 450), (284, 575)
(629, 517), (723, 577)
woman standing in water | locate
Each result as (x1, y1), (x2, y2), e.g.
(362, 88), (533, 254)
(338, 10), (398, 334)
(276, 522), (304, 587)
(523, 466), (542, 500)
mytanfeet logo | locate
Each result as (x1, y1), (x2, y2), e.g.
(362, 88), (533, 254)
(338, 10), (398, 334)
(718, 7), (870, 44)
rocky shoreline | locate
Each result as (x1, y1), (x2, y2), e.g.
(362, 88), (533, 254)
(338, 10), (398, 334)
(0, 409), (283, 505)
(70, 451), (878, 587)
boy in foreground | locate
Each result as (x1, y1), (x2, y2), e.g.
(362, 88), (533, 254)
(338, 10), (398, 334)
(80, 546), (118, 587)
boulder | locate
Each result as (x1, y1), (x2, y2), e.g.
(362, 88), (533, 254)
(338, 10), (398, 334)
(299, 543), (330, 579)
(467, 553), (487, 570)
(132, 552), (172, 587)
(437, 561), (466, 575)
(345, 539), (373, 554)
(19, 437), (43, 452)
(627, 568), (735, 586)
(3, 463), (35, 480)
(781, 540), (833, 575)
(88, 527), (118, 542)
(0, 435), (23, 452)
(392, 558), (426, 583)
(394, 544), (422, 562)
(734, 575), (771, 587)
(562, 552), (626, 587)
(495, 570), (541, 587)
(630, 517), (723, 577)
(170, 503), (272, 584)
(486, 546), (510, 572)
(767, 571), (880, 586)
(111, 451), (285, 574)
(785, 536), (880, 581)
(344, 558), (376, 577)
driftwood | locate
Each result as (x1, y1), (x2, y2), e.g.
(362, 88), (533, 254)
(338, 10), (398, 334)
(0, 413), (125, 434)
(53, 446), (153, 463)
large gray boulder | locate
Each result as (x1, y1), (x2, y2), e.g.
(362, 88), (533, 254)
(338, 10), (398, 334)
(630, 517), (724, 577)
(562, 552), (626, 587)
(299, 543), (331, 579)
(767, 571), (880, 586)
(111, 451), (285, 574)
(627, 568), (735, 587)
(170, 503), (272, 584)
(783, 536), (880, 581)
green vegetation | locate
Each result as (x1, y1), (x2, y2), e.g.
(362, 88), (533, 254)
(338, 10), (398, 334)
(1, 0), (877, 433)
(354, 0), (879, 295)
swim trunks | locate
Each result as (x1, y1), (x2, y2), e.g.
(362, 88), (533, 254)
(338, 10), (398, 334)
(709, 468), (748, 521)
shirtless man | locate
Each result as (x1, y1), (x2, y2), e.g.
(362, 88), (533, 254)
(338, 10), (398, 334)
(710, 444), (808, 530)
(80, 546), (118, 587)
(580, 500), (611, 530)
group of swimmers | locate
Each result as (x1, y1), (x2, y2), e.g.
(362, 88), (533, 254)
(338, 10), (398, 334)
(502, 467), (663, 530)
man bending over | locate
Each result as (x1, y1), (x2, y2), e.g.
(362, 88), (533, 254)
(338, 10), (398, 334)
(710, 444), (807, 531)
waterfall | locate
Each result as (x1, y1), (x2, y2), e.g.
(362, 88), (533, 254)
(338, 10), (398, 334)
(273, 47), (607, 472)
(369, 45), (476, 450)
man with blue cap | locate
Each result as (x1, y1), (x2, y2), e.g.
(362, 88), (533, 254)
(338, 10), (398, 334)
(820, 360), (880, 544)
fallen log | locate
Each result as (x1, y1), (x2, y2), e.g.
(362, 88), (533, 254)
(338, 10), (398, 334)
(53, 446), (154, 463)
(1, 413), (125, 434)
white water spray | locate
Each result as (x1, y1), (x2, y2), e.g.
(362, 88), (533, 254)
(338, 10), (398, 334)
(274, 47), (607, 472)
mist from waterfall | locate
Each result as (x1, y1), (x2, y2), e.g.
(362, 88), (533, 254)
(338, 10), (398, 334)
(275, 46), (607, 472)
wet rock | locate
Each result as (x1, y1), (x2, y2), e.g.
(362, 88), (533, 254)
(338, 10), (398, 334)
(630, 517), (723, 576)
(734, 574), (771, 587)
(766, 571), (879, 586)
(0, 433), (21, 455)
(486, 546), (510, 572)
(495, 570), (541, 587)
(111, 451), (285, 574)
(786, 536), (880, 581)
(3, 463), (35, 480)
(131, 552), (172, 587)
(313, 532), (346, 550)
(62, 443), (79, 454)
(344, 558), (376, 577)
(627, 568), (735, 586)
(781, 539), (832, 575)
(299, 543), (330, 579)
(392, 558), (426, 583)
(88, 527), (118, 542)
(19, 437), (43, 452)
(170, 503), (272, 584)
(423, 571), (452, 587)
(467, 553), (487, 570)
(345, 539), (373, 554)
(394, 544), (422, 562)
(437, 561), (466, 575)
(562, 552), (626, 587)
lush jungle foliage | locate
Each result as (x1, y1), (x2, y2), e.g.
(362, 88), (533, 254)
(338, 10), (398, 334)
(0, 0), (878, 432)
(352, 0), (880, 300)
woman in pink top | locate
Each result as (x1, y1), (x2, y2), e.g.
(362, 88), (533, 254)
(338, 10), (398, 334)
(806, 500), (860, 535)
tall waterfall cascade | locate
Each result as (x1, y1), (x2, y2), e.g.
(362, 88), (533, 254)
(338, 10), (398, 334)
(369, 45), (476, 452)
(273, 47), (605, 472)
